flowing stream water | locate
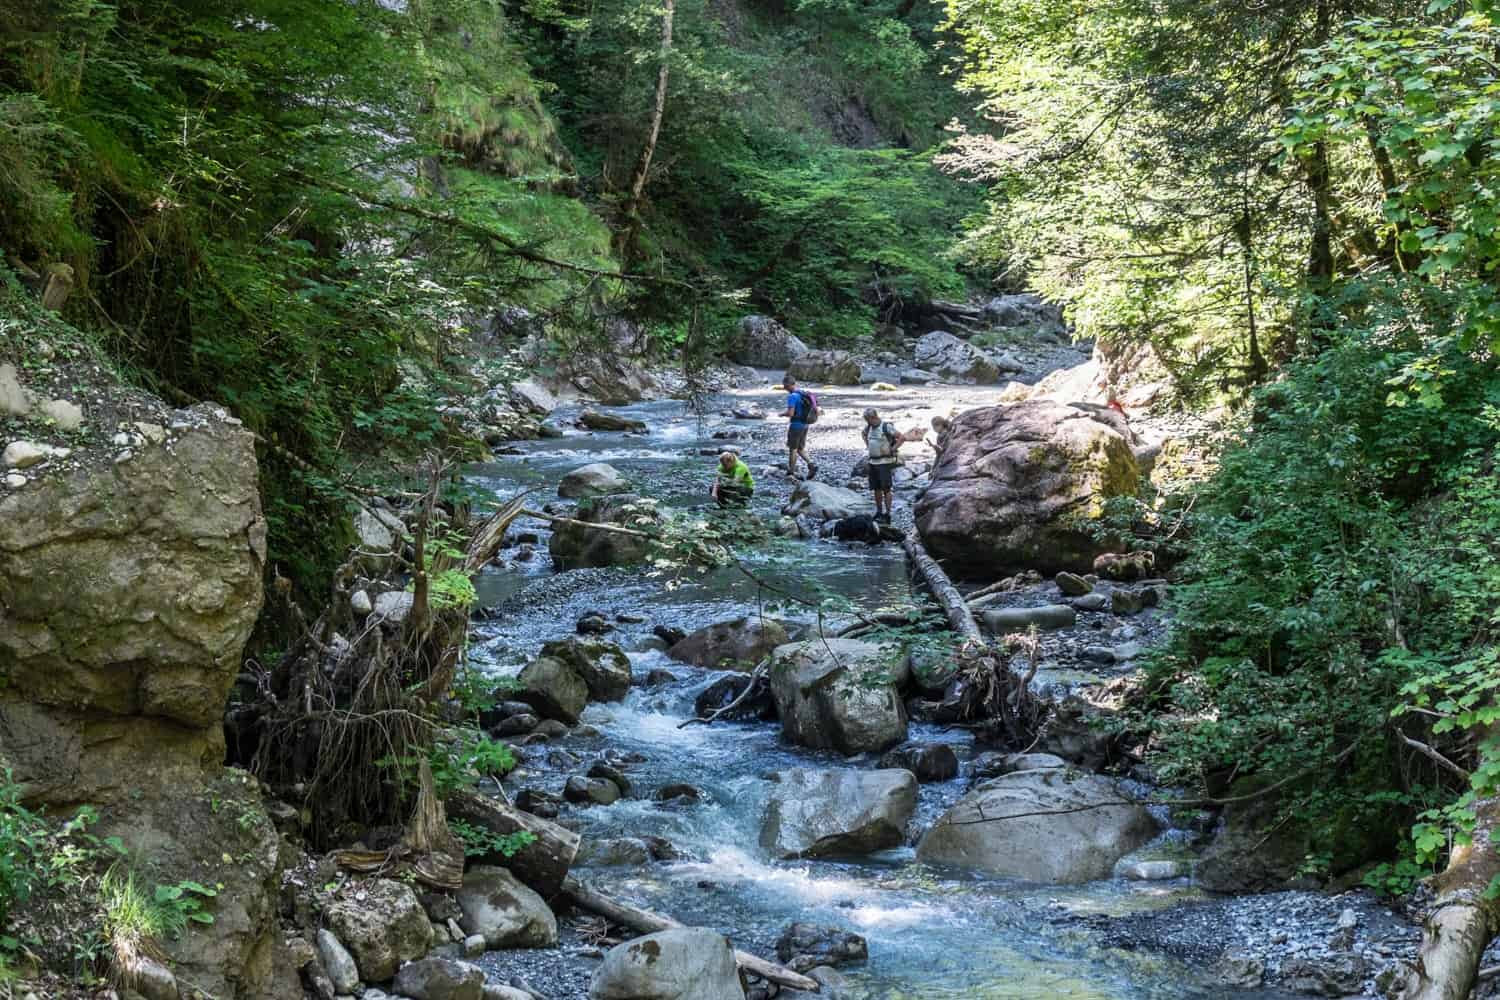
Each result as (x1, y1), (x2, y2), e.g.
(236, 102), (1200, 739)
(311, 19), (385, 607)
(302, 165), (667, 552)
(464, 378), (1294, 999)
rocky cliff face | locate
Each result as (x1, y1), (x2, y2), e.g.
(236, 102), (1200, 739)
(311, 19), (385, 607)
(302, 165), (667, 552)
(0, 404), (265, 805)
(0, 398), (298, 999)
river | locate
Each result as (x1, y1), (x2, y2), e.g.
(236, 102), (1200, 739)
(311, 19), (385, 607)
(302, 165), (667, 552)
(462, 375), (1295, 999)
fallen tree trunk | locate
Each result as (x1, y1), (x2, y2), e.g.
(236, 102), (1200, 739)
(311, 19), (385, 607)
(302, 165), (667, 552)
(446, 789), (581, 901)
(929, 299), (982, 319)
(902, 531), (982, 644)
(562, 876), (820, 992)
(1401, 741), (1500, 1000)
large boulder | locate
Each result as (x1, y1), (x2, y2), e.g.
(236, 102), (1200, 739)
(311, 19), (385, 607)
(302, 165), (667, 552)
(579, 410), (647, 433)
(589, 928), (746, 1000)
(731, 315), (809, 369)
(559, 463), (631, 499)
(789, 350), (861, 386)
(768, 640), (907, 755)
(782, 481), (870, 522)
(508, 379), (558, 416)
(914, 401), (1140, 576)
(454, 866), (558, 949)
(0, 405), (266, 804)
(760, 768), (917, 858)
(913, 331), (1000, 383)
(0, 402), (304, 1000)
(916, 769), (1156, 883)
(668, 617), (790, 671)
(539, 637), (632, 702)
(324, 878), (435, 981)
(549, 494), (661, 569)
(513, 654), (590, 724)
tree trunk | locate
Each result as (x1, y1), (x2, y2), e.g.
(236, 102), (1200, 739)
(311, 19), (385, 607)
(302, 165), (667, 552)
(1402, 727), (1500, 1000)
(562, 876), (821, 992)
(614, 0), (674, 263)
(445, 789), (581, 900)
(902, 531), (982, 644)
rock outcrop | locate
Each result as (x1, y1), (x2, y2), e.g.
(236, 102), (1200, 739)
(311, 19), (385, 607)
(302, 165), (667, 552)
(0, 405), (266, 803)
(768, 639), (907, 754)
(731, 315), (809, 369)
(789, 350), (861, 386)
(760, 768), (917, 858)
(913, 331), (1001, 383)
(917, 769), (1156, 883)
(915, 400), (1140, 575)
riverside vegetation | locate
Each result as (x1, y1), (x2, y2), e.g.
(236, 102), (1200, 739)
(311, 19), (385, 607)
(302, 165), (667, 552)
(1, 0), (1498, 998)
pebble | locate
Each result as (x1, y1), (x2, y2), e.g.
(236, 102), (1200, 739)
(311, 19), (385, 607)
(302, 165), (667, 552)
(3, 441), (47, 469)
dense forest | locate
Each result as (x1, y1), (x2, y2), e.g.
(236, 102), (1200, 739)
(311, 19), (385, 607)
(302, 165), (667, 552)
(1, 0), (1498, 997)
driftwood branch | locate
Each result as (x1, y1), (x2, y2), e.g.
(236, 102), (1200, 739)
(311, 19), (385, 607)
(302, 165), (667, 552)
(678, 660), (769, 729)
(447, 789), (581, 901)
(520, 507), (655, 539)
(562, 877), (819, 992)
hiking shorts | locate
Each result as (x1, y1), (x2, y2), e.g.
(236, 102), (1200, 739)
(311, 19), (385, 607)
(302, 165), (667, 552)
(868, 462), (896, 491)
(787, 425), (808, 450)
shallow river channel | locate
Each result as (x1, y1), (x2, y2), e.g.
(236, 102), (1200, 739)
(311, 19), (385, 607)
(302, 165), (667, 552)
(463, 377), (1295, 999)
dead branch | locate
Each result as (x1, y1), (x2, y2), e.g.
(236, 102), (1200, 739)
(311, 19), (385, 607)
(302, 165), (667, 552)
(678, 661), (770, 729)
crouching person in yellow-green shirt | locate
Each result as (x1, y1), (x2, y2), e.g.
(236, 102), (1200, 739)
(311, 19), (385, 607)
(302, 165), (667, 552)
(710, 451), (754, 509)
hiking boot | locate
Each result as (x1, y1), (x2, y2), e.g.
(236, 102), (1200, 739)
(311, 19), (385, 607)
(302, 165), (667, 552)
(806, 462), (819, 480)
(876, 512), (891, 525)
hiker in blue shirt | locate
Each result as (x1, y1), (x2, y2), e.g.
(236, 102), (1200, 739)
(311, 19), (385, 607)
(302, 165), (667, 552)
(781, 374), (819, 480)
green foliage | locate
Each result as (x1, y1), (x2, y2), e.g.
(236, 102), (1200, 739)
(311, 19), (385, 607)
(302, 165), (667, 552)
(448, 820), (537, 859)
(0, 775), (123, 953)
(0, 0), (625, 603)
(150, 880), (219, 931)
(391, 733), (518, 798)
(509, 0), (978, 339)
(100, 869), (216, 956)
(1141, 293), (1500, 877)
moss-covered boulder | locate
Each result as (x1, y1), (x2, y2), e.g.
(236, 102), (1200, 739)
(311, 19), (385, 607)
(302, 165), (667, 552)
(915, 400), (1140, 576)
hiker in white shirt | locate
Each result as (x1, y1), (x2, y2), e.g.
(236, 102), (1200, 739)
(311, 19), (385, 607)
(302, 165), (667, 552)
(861, 407), (918, 524)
